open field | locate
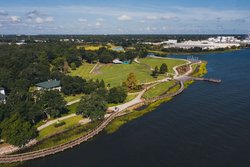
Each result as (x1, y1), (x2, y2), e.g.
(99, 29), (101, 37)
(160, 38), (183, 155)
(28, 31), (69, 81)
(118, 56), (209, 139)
(69, 57), (185, 87)
(76, 45), (104, 51)
(139, 57), (186, 73)
(37, 115), (83, 140)
(142, 81), (176, 99)
(70, 62), (159, 87)
(70, 63), (96, 79)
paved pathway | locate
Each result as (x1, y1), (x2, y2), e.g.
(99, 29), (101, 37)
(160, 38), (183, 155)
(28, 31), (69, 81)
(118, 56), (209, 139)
(0, 56), (197, 160)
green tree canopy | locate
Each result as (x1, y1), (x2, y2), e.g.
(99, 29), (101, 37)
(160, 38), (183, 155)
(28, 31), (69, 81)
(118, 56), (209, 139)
(108, 86), (127, 104)
(124, 72), (138, 90)
(37, 90), (66, 119)
(0, 113), (37, 147)
(160, 63), (168, 74)
(76, 93), (107, 121)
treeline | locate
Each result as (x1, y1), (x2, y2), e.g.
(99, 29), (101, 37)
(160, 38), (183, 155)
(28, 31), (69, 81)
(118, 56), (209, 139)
(1, 34), (245, 44)
(0, 43), (146, 146)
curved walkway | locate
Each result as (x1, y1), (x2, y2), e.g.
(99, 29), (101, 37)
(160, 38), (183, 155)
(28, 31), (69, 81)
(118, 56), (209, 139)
(0, 56), (197, 164)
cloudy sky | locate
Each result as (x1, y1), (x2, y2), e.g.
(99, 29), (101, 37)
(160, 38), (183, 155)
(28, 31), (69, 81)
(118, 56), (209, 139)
(0, 0), (250, 34)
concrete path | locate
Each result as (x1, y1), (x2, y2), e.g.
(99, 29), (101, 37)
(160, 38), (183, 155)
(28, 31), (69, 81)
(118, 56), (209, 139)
(0, 56), (197, 156)
(37, 114), (77, 131)
(66, 99), (80, 106)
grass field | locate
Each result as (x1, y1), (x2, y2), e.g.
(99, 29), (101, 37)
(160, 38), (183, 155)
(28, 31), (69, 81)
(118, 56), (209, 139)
(69, 57), (185, 87)
(70, 63), (96, 79)
(37, 115), (83, 140)
(142, 81), (176, 99)
(139, 57), (186, 73)
(27, 121), (101, 152)
(77, 45), (104, 51)
(66, 102), (79, 113)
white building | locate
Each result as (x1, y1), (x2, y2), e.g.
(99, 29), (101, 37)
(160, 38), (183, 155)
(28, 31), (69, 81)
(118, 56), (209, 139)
(113, 59), (123, 64)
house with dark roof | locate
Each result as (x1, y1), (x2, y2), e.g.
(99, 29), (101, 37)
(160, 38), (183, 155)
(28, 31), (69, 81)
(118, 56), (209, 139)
(0, 87), (6, 104)
(35, 80), (61, 92)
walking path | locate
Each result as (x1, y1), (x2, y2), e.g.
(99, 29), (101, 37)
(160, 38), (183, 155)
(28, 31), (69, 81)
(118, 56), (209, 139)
(0, 56), (202, 163)
(89, 62), (99, 74)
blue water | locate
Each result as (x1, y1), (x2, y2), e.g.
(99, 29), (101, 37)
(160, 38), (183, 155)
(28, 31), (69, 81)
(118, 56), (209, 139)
(23, 49), (250, 167)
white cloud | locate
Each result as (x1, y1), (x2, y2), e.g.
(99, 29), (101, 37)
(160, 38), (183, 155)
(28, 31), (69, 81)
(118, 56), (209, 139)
(95, 22), (101, 26)
(118, 15), (132, 21)
(35, 17), (44, 24)
(78, 18), (87, 22)
(9, 16), (21, 22)
(26, 10), (54, 24)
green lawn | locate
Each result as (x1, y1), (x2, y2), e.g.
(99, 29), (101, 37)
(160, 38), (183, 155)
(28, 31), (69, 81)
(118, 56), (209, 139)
(69, 57), (185, 87)
(37, 115), (83, 140)
(139, 57), (186, 73)
(77, 45), (104, 51)
(66, 102), (79, 114)
(28, 121), (101, 152)
(64, 94), (84, 103)
(70, 62), (158, 87)
(143, 81), (176, 99)
(70, 63), (96, 79)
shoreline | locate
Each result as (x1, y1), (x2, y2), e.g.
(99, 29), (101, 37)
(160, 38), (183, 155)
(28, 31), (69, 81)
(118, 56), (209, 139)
(148, 47), (241, 56)
(0, 57), (207, 164)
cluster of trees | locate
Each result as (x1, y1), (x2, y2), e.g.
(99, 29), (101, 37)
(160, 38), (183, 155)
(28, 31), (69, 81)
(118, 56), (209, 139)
(76, 86), (127, 121)
(0, 90), (66, 146)
(82, 47), (148, 64)
(0, 41), (147, 146)
(152, 63), (168, 78)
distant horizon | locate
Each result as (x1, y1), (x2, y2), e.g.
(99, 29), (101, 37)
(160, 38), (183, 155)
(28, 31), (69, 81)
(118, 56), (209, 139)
(0, 33), (248, 36)
(1, 0), (250, 34)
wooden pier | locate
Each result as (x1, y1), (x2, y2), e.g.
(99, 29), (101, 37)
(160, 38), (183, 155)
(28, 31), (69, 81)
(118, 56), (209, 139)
(192, 77), (222, 83)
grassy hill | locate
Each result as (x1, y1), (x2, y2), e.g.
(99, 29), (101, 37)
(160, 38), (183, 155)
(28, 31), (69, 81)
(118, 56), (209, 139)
(139, 57), (186, 73)
(69, 57), (186, 87)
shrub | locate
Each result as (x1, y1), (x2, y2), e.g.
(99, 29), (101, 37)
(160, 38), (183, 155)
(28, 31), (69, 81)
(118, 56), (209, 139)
(54, 121), (66, 128)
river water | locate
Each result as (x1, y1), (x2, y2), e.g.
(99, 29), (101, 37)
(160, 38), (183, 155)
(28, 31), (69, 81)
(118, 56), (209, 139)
(24, 49), (250, 167)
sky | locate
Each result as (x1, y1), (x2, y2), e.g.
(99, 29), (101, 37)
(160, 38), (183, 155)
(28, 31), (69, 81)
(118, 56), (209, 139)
(0, 0), (250, 34)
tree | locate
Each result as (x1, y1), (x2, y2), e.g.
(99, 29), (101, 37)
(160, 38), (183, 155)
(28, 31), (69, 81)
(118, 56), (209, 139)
(70, 62), (77, 70)
(99, 79), (105, 88)
(52, 57), (65, 72)
(124, 72), (138, 90)
(108, 86), (127, 104)
(76, 93), (107, 121)
(61, 76), (86, 95)
(0, 113), (37, 147)
(160, 63), (168, 74)
(152, 66), (159, 78)
(37, 91), (66, 119)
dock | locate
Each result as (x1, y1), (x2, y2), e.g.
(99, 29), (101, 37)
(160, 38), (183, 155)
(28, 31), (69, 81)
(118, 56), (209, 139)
(193, 77), (222, 83)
